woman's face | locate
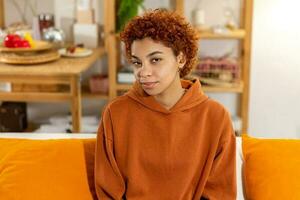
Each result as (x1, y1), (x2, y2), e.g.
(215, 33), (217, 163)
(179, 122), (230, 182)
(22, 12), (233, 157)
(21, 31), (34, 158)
(130, 37), (184, 96)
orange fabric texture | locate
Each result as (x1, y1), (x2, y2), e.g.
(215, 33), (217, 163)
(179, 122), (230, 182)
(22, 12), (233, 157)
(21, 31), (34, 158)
(95, 79), (237, 200)
(242, 134), (300, 200)
(0, 138), (96, 200)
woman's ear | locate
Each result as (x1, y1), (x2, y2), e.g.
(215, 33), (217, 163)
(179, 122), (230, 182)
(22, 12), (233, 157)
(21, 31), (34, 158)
(177, 52), (186, 69)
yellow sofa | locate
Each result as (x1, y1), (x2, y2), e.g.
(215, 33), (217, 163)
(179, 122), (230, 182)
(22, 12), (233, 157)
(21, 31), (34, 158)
(1, 133), (299, 200)
(0, 133), (97, 200)
(240, 134), (300, 200)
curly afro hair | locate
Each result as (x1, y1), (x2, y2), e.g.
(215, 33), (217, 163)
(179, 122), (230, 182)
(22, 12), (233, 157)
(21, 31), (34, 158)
(120, 9), (200, 78)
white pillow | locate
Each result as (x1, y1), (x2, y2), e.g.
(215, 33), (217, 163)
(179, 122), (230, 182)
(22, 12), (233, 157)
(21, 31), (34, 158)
(236, 137), (245, 200)
(0, 133), (96, 139)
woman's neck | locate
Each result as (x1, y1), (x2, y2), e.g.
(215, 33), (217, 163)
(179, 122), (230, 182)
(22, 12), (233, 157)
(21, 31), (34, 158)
(154, 75), (186, 110)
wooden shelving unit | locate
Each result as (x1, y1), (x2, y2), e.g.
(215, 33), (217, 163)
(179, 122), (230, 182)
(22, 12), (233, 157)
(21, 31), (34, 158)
(0, 3), (109, 132)
(0, 0), (4, 28)
(81, 85), (109, 100)
(0, 0), (252, 133)
(0, 0), (253, 132)
(197, 29), (246, 39)
(202, 84), (244, 93)
(115, 83), (132, 91)
(104, 0), (253, 133)
(0, 47), (106, 132)
(116, 82), (244, 93)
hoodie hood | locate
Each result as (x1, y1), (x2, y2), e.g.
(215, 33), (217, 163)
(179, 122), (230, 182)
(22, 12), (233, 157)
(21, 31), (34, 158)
(126, 78), (208, 114)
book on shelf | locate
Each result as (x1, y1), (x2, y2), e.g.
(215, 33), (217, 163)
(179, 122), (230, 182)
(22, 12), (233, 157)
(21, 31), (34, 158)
(0, 82), (12, 92)
(117, 72), (135, 84)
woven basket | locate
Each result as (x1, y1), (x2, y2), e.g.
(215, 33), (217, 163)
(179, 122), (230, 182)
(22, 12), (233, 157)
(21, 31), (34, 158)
(0, 50), (60, 65)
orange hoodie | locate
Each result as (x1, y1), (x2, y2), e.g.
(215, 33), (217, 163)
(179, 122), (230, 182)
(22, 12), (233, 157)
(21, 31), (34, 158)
(95, 79), (236, 200)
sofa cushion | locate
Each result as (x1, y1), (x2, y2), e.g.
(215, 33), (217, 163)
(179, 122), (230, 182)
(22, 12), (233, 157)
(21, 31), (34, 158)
(235, 137), (245, 200)
(0, 138), (96, 200)
(242, 134), (300, 199)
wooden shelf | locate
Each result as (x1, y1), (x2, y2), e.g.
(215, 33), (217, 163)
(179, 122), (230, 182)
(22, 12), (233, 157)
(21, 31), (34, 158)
(0, 0), (4, 28)
(116, 29), (246, 40)
(116, 83), (133, 91)
(190, 75), (243, 93)
(197, 29), (246, 39)
(116, 81), (243, 93)
(202, 82), (244, 93)
(81, 85), (109, 100)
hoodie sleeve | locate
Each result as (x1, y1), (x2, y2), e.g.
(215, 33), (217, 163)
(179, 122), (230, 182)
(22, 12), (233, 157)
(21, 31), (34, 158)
(94, 107), (126, 200)
(201, 111), (237, 200)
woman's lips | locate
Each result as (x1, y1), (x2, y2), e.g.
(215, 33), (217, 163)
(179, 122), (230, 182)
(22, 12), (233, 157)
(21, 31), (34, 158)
(140, 81), (158, 89)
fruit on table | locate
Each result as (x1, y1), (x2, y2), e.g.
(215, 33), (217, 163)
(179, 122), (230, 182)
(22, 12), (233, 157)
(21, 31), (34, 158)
(66, 45), (76, 53)
(24, 32), (35, 47)
(14, 40), (30, 48)
(66, 44), (85, 54)
(3, 34), (31, 48)
(3, 34), (20, 47)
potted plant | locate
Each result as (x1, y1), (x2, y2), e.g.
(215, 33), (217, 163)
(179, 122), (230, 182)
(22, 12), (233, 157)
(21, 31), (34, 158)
(117, 0), (145, 32)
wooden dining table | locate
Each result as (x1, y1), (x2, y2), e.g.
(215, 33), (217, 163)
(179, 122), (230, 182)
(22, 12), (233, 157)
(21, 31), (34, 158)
(0, 47), (105, 133)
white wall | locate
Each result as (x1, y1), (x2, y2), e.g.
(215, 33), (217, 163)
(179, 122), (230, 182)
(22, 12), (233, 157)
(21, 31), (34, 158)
(249, 0), (300, 138)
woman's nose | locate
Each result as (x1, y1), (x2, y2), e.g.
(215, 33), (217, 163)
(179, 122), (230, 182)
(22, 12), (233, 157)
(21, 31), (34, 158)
(139, 63), (152, 77)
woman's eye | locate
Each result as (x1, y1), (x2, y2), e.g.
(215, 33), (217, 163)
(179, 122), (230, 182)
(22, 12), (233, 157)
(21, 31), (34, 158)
(151, 58), (162, 63)
(132, 61), (142, 67)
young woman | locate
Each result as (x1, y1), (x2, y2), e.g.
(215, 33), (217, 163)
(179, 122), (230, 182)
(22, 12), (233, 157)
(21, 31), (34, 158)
(95, 9), (236, 200)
